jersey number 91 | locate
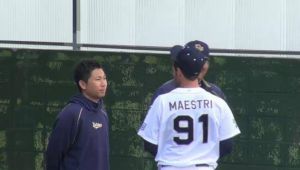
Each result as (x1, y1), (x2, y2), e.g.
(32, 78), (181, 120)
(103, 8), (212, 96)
(173, 114), (208, 145)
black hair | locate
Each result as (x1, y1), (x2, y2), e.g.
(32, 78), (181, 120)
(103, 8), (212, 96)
(73, 59), (103, 92)
(173, 62), (198, 81)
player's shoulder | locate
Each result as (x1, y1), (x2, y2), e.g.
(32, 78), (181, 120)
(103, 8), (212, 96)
(152, 87), (182, 103)
(58, 103), (82, 119)
(201, 88), (227, 106)
(157, 79), (177, 92)
(151, 79), (178, 104)
(155, 87), (177, 100)
(201, 80), (227, 100)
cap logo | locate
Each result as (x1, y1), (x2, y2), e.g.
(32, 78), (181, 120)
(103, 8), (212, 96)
(194, 44), (204, 52)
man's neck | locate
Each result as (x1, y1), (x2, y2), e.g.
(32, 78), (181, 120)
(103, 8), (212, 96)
(82, 93), (99, 103)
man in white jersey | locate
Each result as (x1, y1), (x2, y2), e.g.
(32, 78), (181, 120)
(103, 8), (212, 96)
(138, 46), (240, 170)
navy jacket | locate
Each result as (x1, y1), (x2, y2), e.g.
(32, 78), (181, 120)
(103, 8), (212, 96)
(46, 94), (109, 170)
(150, 79), (226, 104)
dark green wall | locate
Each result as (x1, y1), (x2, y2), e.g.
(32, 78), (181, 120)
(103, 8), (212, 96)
(0, 49), (299, 170)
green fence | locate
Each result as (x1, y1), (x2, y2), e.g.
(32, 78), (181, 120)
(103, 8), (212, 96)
(0, 49), (299, 170)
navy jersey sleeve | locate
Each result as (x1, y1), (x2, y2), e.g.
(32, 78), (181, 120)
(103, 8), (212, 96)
(46, 104), (80, 170)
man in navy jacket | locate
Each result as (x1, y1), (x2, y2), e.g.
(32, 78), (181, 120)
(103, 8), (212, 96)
(151, 40), (226, 104)
(145, 41), (233, 160)
(46, 59), (109, 170)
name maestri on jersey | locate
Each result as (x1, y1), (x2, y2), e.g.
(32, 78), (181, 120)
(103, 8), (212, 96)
(169, 99), (212, 111)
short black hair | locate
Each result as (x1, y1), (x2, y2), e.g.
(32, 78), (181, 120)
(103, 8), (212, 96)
(73, 59), (103, 92)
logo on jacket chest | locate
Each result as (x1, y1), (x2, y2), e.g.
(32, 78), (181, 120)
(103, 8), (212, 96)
(92, 122), (103, 129)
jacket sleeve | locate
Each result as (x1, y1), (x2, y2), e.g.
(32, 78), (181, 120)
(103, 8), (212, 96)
(144, 139), (158, 157)
(45, 105), (78, 170)
(219, 138), (233, 158)
(210, 84), (227, 101)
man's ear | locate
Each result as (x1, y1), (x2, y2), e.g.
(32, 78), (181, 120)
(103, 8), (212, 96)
(79, 80), (87, 90)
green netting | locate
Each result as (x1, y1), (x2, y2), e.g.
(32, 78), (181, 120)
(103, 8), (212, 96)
(0, 48), (300, 170)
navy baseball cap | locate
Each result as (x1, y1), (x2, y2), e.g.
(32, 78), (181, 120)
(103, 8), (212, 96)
(170, 45), (183, 61)
(185, 40), (210, 57)
(175, 47), (206, 77)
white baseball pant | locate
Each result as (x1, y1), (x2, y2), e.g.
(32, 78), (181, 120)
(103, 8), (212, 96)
(158, 165), (214, 170)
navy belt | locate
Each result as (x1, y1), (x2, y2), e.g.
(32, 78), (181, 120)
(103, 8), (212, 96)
(160, 164), (209, 167)
(195, 164), (209, 167)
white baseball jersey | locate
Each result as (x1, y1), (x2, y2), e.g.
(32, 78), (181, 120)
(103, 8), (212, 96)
(138, 87), (240, 168)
